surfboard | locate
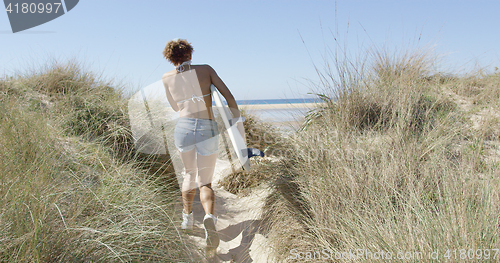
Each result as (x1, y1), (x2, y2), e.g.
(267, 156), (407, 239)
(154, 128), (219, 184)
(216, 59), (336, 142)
(211, 84), (251, 171)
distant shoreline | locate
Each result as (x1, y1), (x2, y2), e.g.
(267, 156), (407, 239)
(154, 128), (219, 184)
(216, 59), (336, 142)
(239, 102), (324, 110)
(236, 98), (322, 105)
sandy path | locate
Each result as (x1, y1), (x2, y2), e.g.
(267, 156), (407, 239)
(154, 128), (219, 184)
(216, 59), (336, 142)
(178, 159), (274, 262)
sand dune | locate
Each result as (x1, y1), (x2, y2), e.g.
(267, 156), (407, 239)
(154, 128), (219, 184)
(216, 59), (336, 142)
(177, 159), (274, 262)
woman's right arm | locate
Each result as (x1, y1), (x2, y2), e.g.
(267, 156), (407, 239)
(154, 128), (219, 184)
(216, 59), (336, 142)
(208, 66), (240, 118)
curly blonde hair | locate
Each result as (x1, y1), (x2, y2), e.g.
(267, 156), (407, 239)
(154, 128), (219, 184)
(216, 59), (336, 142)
(162, 39), (194, 65)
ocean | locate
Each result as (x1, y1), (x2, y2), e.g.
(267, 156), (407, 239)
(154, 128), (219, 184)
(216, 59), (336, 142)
(243, 107), (310, 123)
(235, 98), (321, 133)
(235, 98), (321, 105)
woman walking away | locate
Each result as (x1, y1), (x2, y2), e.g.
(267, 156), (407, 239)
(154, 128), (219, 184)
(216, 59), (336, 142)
(162, 39), (242, 252)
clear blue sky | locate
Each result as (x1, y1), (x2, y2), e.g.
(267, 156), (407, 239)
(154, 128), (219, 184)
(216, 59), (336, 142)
(1, 0), (500, 100)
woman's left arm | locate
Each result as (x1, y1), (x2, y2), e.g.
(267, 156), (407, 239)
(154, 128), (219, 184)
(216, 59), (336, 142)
(162, 74), (180, 112)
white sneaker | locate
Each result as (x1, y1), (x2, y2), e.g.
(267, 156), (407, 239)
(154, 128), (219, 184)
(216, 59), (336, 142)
(203, 213), (219, 248)
(181, 210), (193, 230)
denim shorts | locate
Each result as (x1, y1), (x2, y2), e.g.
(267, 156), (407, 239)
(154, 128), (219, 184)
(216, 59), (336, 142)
(174, 118), (219, 156)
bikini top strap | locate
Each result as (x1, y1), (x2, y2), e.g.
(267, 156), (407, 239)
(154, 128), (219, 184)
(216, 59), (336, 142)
(176, 60), (192, 73)
(177, 93), (211, 104)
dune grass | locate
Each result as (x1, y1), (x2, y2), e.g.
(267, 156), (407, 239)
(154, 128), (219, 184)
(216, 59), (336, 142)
(4, 50), (499, 262)
(218, 111), (292, 195)
(0, 62), (201, 262)
(260, 47), (500, 262)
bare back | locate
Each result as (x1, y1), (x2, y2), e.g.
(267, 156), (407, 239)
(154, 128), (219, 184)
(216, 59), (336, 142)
(162, 64), (239, 119)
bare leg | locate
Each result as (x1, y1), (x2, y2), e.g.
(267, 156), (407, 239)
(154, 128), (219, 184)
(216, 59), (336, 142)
(179, 149), (197, 214)
(196, 152), (218, 215)
(199, 184), (215, 215)
(182, 190), (196, 214)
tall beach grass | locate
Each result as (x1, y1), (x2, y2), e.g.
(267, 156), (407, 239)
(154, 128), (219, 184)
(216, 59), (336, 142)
(0, 62), (201, 262)
(260, 46), (500, 262)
